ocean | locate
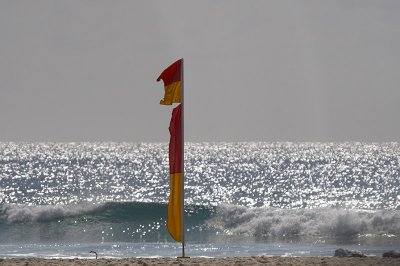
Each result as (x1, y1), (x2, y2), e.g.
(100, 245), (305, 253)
(0, 142), (399, 258)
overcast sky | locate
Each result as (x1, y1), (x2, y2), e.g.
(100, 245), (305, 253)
(1, 0), (399, 142)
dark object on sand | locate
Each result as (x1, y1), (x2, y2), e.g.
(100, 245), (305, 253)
(334, 248), (349, 257)
(382, 250), (400, 258)
(89, 250), (98, 259)
(334, 248), (366, 257)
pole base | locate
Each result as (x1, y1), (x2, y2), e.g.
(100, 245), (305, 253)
(177, 256), (190, 259)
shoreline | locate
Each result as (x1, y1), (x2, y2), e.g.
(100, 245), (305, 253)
(1, 257), (399, 266)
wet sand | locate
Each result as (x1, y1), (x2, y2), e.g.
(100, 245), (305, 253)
(1, 257), (399, 266)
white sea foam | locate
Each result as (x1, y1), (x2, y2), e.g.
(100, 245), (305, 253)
(209, 204), (400, 238)
(1, 203), (103, 223)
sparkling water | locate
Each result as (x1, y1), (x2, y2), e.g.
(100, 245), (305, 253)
(0, 142), (399, 258)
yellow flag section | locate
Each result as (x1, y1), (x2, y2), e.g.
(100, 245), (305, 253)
(167, 104), (183, 242)
(156, 59), (182, 105)
(168, 173), (183, 242)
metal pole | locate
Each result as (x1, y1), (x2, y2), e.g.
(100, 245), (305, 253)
(181, 58), (186, 258)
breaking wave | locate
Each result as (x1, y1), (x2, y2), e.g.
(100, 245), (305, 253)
(209, 204), (400, 238)
(1, 202), (399, 244)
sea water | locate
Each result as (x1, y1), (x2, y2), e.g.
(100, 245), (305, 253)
(0, 142), (399, 258)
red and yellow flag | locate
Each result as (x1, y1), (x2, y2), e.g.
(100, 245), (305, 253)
(157, 59), (184, 243)
(156, 59), (182, 105)
(167, 104), (183, 242)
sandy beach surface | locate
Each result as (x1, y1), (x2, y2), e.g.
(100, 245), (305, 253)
(1, 257), (399, 266)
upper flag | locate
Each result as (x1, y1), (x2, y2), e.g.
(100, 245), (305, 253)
(156, 59), (182, 105)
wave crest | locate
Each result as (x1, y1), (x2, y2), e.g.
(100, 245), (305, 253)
(1, 203), (103, 223)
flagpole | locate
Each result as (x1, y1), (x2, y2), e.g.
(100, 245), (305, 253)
(157, 58), (187, 258)
(181, 58), (186, 258)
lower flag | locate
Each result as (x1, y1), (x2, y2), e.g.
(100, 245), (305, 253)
(167, 104), (183, 242)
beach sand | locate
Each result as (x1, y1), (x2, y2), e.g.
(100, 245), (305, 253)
(1, 257), (399, 266)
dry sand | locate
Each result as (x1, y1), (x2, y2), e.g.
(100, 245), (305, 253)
(1, 257), (399, 266)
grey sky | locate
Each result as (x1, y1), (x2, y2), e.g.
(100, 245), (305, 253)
(1, 0), (399, 142)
